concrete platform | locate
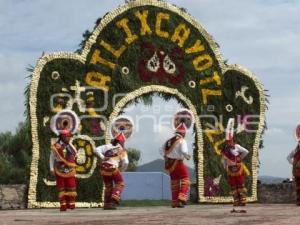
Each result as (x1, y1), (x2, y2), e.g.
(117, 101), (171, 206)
(0, 204), (299, 225)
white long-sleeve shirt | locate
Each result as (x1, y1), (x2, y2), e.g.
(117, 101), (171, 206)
(94, 143), (129, 171)
(287, 143), (300, 164)
(49, 151), (55, 172)
(159, 137), (189, 160)
(229, 144), (249, 158)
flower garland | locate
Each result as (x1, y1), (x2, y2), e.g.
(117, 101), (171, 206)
(72, 135), (97, 179)
(28, 0), (266, 207)
(105, 85), (203, 201)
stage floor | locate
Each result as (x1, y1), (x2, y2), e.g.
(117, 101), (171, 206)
(0, 204), (299, 225)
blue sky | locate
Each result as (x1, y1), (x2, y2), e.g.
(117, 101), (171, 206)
(1, 0), (300, 177)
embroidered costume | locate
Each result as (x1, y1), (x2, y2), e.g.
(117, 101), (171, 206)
(160, 122), (191, 208)
(287, 124), (300, 205)
(94, 133), (129, 210)
(49, 129), (77, 211)
(221, 118), (249, 212)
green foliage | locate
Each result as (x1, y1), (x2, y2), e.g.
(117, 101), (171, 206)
(126, 148), (141, 171)
(75, 30), (92, 54)
(0, 122), (32, 184)
(25, 65), (34, 121)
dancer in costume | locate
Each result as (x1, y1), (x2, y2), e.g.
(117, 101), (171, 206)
(49, 110), (79, 211)
(160, 108), (194, 208)
(221, 118), (249, 213)
(287, 124), (300, 205)
(94, 116), (133, 210)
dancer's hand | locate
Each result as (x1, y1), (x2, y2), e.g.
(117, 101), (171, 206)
(185, 154), (191, 160)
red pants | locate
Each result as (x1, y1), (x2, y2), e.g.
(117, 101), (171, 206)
(101, 169), (125, 209)
(169, 161), (190, 207)
(56, 175), (77, 210)
(228, 175), (247, 206)
(295, 177), (300, 204)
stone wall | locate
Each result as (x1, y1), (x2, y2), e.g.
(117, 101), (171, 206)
(189, 182), (297, 204)
(257, 182), (296, 203)
(0, 185), (26, 209)
(0, 183), (298, 209)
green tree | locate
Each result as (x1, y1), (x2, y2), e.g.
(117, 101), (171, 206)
(0, 121), (32, 184)
(126, 148), (141, 172)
